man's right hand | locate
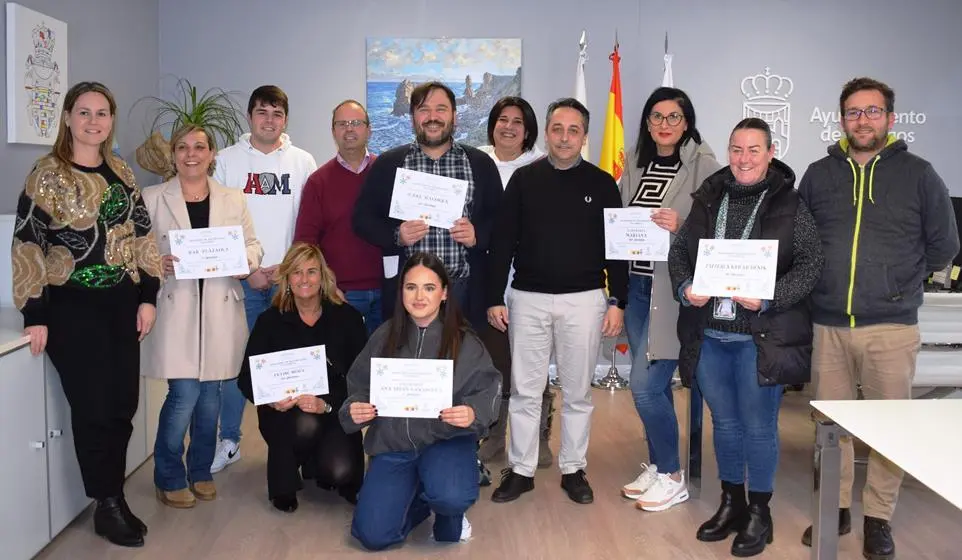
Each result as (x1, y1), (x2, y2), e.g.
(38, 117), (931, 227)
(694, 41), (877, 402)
(247, 267), (271, 290)
(487, 305), (509, 332)
(399, 220), (430, 246)
(684, 285), (711, 308)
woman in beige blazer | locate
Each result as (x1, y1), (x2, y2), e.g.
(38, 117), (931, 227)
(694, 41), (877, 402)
(141, 125), (263, 509)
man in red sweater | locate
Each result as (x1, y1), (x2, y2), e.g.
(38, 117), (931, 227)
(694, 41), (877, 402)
(294, 100), (383, 333)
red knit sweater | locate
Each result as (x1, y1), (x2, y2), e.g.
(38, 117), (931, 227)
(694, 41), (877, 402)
(294, 157), (382, 290)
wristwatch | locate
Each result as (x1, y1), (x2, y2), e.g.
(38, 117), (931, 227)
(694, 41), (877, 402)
(323, 402), (333, 414)
(607, 296), (626, 310)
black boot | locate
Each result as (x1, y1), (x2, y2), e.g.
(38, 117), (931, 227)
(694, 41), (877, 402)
(731, 491), (773, 557)
(271, 494), (299, 513)
(863, 516), (895, 560)
(120, 496), (147, 536)
(801, 508), (851, 546)
(696, 481), (747, 542)
(94, 497), (144, 547)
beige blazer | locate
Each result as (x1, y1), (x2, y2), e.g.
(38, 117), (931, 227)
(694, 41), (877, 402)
(140, 177), (264, 381)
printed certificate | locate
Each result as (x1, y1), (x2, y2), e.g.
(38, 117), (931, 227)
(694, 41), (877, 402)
(370, 357), (453, 419)
(170, 225), (249, 280)
(692, 239), (779, 300)
(604, 208), (670, 261)
(248, 345), (329, 406)
(389, 168), (468, 228)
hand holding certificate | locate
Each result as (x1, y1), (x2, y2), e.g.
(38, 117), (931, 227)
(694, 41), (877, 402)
(370, 357), (453, 418)
(604, 208), (671, 261)
(692, 239), (779, 300)
(248, 345), (329, 406)
(389, 168), (468, 229)
(170, 225), (249, 280)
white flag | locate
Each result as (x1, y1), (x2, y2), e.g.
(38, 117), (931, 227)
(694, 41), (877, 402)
(662, 53), (674, 87)
(575, 32), (590, 159)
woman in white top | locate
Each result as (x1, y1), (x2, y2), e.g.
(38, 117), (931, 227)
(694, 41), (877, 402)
(476, 97), (552, 467)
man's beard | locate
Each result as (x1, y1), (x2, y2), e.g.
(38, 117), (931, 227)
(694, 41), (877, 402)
(415, 120), (454, 148)
(846, 127), (887, 152)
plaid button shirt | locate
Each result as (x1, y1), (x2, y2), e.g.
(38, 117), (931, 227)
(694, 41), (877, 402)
(400, 142), (475, 278)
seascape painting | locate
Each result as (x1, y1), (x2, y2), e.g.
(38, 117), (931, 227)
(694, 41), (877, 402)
(366, 38), (522, 154)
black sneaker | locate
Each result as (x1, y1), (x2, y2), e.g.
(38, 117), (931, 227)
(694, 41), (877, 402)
(560, 470), (594, 504)
(863, 516), (895, 560)
(491, 468), (534, 503)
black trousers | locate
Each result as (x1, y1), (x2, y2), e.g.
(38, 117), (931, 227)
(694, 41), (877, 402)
(256, 406), (364, 499)
(480, 324), (512, 396)
(46, 282), (141, 500)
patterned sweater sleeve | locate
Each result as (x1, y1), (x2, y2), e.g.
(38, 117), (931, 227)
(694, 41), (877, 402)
(119, 162), (162, 305)
(11, 166), (62, 327)
(770, 199), (823, 311)
(667, 217), (696, 302)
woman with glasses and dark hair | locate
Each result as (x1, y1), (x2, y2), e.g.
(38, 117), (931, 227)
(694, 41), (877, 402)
(668, 118), (823, 557)
(618, 87), (721, 512)
(476, 96), (554, 468)
(11, 81), (163, 547)
(340, 252), (501, 550)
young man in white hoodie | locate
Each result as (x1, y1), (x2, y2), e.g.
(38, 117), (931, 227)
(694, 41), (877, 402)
(210, 85), (317, 473)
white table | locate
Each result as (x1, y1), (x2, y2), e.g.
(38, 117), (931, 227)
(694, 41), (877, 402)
(809, 399), (962, 559)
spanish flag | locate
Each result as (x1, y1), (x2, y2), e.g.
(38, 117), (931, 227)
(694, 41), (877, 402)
(600, 41), (625, 184)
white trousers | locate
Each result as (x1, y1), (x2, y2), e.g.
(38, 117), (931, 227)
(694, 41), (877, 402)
(507, 289), (606, 476)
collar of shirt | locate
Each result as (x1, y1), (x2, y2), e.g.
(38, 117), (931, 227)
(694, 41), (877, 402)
(336, 150), (372, 174)
(410, 141), (465, 160)
(547, 153), (583, 170)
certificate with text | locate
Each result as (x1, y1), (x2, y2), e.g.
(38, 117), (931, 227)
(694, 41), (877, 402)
(604, 208), (670, 261)
(370, 358), (453, 419)
(692, 239), (779, 300)
(170, 225), (249, 280)
(248, 345), (329, 406)
(389, 168), (468, 229)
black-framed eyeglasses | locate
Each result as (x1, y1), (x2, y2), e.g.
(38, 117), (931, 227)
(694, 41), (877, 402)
(843, 106), (886, 121)
(333, 119), (368, 129)
(648, 112), (684, 126)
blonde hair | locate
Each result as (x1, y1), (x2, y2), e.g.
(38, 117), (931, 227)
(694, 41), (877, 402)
(169, 124), (218, 177)
(272, 243), (345, 312)
(52, 82), (119, 173)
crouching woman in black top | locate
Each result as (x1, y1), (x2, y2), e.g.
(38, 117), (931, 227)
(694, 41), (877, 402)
(668, 118), (823, 557)
(238, 242), (367, 512)
(340, 252), (501, 551)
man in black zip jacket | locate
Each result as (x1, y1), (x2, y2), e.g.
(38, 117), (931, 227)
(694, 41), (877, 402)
(798, 77), (959, 560)
(486, 98), (627, 506)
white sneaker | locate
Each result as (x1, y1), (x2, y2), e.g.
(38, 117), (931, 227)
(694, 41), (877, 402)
(210, 439), (240, 474)
(635, 472), (689, 512)
(431, 516), (472, 543)
(622, 463), (658, 499)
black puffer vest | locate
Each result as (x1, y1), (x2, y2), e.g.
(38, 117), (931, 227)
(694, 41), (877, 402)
(676, 160), (813, 388)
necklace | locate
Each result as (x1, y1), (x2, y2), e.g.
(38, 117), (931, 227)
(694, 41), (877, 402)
(184, 189), (208, 201)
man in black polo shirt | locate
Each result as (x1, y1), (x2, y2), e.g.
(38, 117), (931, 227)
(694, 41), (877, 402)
(487, 98), (627, 504)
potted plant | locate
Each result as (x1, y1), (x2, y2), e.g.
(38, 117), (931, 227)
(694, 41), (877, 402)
(132, 78), (245, 178)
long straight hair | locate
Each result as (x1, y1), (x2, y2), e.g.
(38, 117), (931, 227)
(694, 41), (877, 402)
(382, 252), (466, 360)
(634, 86), (702, 169)
(52, 81), (119, 172)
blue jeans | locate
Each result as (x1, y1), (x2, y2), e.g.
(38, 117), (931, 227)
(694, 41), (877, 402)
(695, 335), (783, 492)
(218, 280), (279, 443)
(154, 379), (221, 491)
(351, 435), (479, 551)
(345, 289), (383, 336)
(625, 274), (682, 473)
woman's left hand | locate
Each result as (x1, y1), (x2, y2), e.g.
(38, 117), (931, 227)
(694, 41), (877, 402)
(733, 297), (762, 312)
(296, 395), (328, 414)
(137, 303), (156, 342)
(439, 405), (475, 428)
(232, 261), (255, 280)
(651, 208), (681, 233)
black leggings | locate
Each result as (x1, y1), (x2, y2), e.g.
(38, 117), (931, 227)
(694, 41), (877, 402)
(256, 406), (364, 499)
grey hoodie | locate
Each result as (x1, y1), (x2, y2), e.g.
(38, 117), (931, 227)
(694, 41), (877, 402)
(798, 135), (959, 327)
(338, 317), (501, 456)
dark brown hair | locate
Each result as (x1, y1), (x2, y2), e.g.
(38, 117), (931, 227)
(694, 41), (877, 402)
(409, 81), (456, 115)
(382, 252), (466, 360)
(840, 77), (895, 113)
(486, 96), (538, 151)
(248, 85), (289, 117)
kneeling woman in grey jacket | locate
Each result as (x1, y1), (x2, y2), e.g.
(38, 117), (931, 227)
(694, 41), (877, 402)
(340, 252), (501, 551)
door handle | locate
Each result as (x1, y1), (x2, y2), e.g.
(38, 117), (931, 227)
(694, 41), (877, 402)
(29, 441), (46, 449)
(49, 429), (63, 438)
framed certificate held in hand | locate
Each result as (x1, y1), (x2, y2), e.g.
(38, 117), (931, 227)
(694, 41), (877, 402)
(248, 345), (329, 406)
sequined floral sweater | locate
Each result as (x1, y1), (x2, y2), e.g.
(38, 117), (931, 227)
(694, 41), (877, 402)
(12, 155), (163, 327)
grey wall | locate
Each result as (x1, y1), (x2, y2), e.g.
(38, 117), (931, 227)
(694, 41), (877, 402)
(155, 0), (962, 195)
(0, 0), (159, 213)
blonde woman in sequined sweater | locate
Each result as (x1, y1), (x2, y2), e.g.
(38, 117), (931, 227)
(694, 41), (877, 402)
(10, 81), (162, 548)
